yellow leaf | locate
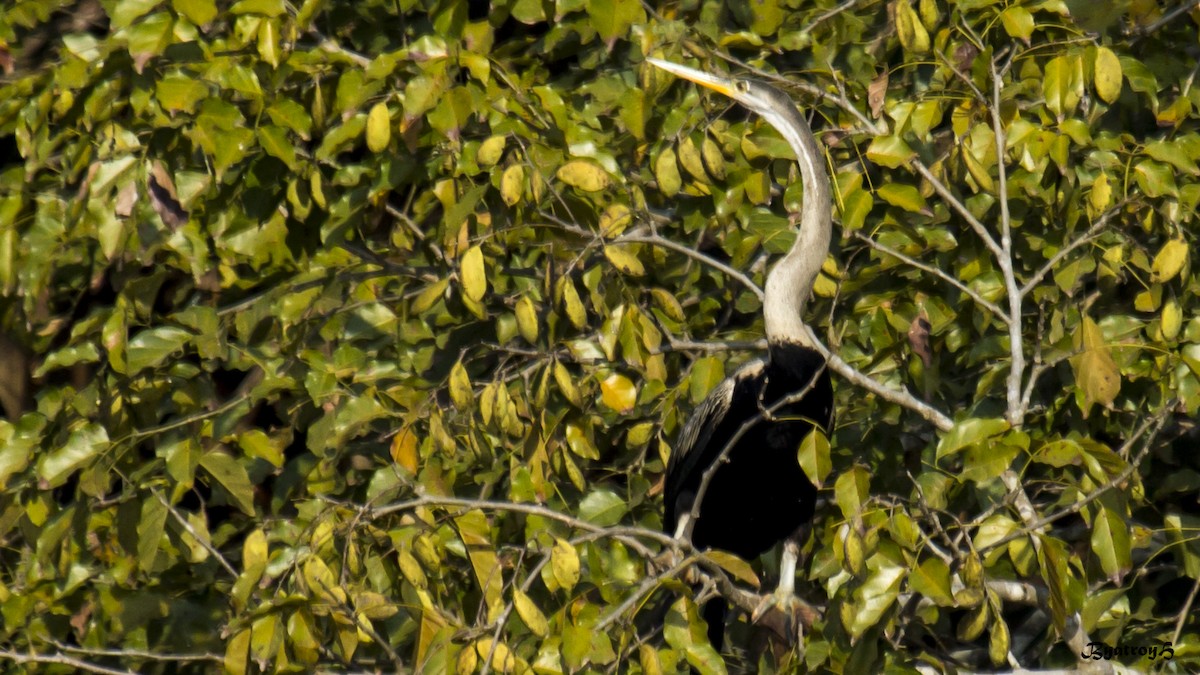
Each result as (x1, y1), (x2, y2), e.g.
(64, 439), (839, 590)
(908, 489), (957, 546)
(1089, 173), (1111, 213)
(396, 548), (427, 588)
(553, 361), (582, 408)
(477, 135), (506, 166)
(600, 372), (637, 413)
(551, 538), (580, 591)
(895, 2), (930, 54)
(654, 147), (681, 197)
(1094, 46), (1123, 104)
(461, 245), (486, 301)
(599, 203), (632, 238)
(556, 160), (610, 192)
(512, 588), (550, 637)
(812, 272), (838, 298)
(1072, 316), (1120, 416)
(257, 18), (280, 68)
(605, 244), (645, 276)
(702, 136), (726, 181)
(1161, 297), (1182, 340)
(677, 136), (707, 182)
(500, 164), (524, 206)
(390, 427), (419, 473)
(449, 359), (473, 409)
(515, 296), (538, 344)
(1151, 238), (1188, 283)
(242, 528), (268, 575)
(704, 550), (761, 587)
(366, 102), (391, 153)
(560, 278), (587, 329)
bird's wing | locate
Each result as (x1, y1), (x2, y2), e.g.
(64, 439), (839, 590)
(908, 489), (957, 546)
(664, 359), (765, 522)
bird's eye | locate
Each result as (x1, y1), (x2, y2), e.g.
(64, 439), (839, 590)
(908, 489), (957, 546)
(735, 81), (749, 93)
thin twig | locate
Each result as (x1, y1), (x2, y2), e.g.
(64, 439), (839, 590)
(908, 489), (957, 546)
(0, 651), (136, 675)
(849, 230), (1009, 320)
(155, 490), (238, 578)
(1172, 576), (1200, 646)
(1019, 205), (1126, 297)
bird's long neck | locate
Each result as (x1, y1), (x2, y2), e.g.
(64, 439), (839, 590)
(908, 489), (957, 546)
(763, 104), (831, 349)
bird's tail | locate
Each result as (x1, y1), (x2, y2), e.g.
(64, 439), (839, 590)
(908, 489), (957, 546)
(702, 597), (727, 654)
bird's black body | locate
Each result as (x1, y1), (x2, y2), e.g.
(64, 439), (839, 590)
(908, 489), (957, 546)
(664, 340), (832, 652)
(664, 341), (832, 559)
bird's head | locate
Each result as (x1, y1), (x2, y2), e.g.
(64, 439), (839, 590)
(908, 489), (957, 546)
(646, 57), (800, 135)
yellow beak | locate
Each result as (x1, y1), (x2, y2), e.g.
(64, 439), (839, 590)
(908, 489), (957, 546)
(646, 57), (738, 100)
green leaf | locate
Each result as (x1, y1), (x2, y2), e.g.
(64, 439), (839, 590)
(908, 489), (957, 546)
(126, 326), (191, 373)
(257, 125), (297, 170)
(1093, 46), (1123, 103)
(797, 429), (831, 488)
(136, 495), (169, 572)
(37, 423), (109, 487)
(1000, 6), (1034, 39)
(579, 489), (627, 526)
(1091, 505), (1131, 582)
(172, 0), (217, 24)
(844, 555), (906, 638)
(936, 418), (1009, 460)
(867, 136), (915, 168)
(198, 450), (256, 516)
(0, 416), (43, 486)
(688, 356), (725, 405)
(877, 183), (927, 212)
(551, 538), (580, 591)
(840, 187), (874, 231)
(909, 557), (954, 606)
(834, 466), (870, 518)
(256, 17), (280, 67)
(156, 75), (208, 113)
(1043, 55), (1083, 118)
(587, 0), (644, 42)
(664, 597), (727, 675)
(266, 99), (313, 139)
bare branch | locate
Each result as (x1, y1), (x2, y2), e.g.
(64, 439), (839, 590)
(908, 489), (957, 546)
(0, 651), (137, 675)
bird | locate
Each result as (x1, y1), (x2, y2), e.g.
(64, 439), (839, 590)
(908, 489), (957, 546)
(648, 57), (835, 655)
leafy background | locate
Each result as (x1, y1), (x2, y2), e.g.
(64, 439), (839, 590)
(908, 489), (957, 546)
(0, 0), (1198, 672)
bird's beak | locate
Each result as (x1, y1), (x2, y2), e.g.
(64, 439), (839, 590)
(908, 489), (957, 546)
(646, 57), (738, 100)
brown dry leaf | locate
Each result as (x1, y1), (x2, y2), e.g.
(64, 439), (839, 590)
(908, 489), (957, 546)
(869, 71), (889, 119)
(908, 310), (933, 366)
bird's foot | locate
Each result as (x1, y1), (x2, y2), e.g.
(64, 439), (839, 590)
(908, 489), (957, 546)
(750, 588), (808, 646)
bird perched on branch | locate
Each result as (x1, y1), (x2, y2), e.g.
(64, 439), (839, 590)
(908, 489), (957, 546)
(650, 57), (835, 655)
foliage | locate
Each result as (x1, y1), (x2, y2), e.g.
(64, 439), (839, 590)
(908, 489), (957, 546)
(1, 0), (1199, 673)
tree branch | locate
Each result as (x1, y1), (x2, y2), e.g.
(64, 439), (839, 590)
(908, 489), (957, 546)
(1019, 205), (1125, 298)
(849, 230), (1010, 321)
